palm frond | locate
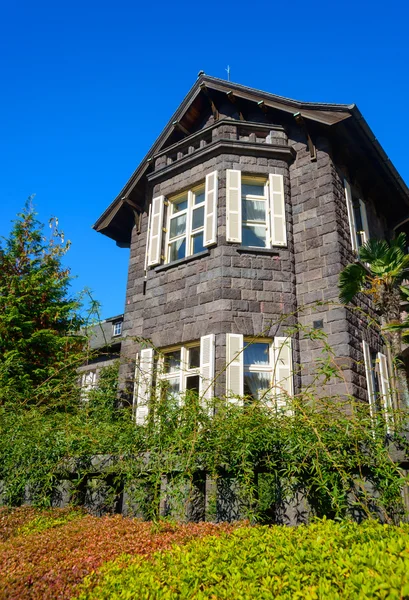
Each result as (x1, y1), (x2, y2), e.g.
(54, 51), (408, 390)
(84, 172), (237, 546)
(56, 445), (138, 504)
(339, 263), (367, 304)
(358, 239), (389, 264)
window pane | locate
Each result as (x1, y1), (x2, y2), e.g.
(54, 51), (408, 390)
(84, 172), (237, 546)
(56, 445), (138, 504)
(169, 213), (187, 238)
(163, 350), (181, 373)
(242, 183), (265, 197)
(192, 206), (205, 230)
(192, 233), (204, 255)
(242, 225), (266, 247)
(194, 190), (205, 205)
(188, 346), (200, 369)
(163, 377), (180, 400)
(169, 238), (186, 262)
(242, 199), (266, 222)
(186, 375), (200, 393)
(244, 371), (271, 401)
(173, 197), (188, 213)
(244, 343), (270, 366)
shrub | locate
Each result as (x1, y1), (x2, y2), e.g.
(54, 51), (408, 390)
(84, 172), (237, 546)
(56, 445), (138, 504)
(76, 519), (409, 599)
(0, 511), (238, 600)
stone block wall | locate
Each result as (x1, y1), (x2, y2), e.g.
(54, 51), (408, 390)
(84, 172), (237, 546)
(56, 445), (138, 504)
(119, 144), (297, 399)
(119, 117), (389, 406)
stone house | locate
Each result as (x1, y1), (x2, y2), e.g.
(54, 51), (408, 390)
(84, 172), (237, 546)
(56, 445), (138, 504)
(93, 74), (409, 423)
(78, 314), (123, 396)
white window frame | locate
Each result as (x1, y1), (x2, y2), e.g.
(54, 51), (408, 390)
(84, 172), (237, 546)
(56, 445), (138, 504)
(80, 370), (97, 400)
(362, 340), (393, 431)
(243, 337), (273, 400)
(226, 335), (293, 409)
(157, 342), (201, 402)
(344, 178), (370, 252)
(165, 185), (206, 263)
(112, 321), (122, 337)
(226, 170), (287, 248)
(241, 177), (271, 249)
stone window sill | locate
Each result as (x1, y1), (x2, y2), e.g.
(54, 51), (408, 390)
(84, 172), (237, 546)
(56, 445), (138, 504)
(236, 246), (280, 256)
(155, 249), (210, 272)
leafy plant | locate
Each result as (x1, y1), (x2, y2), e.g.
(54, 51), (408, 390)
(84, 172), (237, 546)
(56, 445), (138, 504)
(76, 519), (409, 599)
(0, 508), (237, 600)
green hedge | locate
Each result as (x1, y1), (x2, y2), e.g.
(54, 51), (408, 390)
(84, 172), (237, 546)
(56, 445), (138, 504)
(77, 519), (409, 599)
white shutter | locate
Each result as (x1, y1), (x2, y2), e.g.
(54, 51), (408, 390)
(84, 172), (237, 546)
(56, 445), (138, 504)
(362, 341), (376, 423)
(204, 171), (218, 247)
(135, 347), (154, 425)
(200, 334), (215, 403)
(378, 352), (393, 431)
(344, 179), (358, 253)
(226, 170), (242, 243)
(148, 195), (165, 266)
(359, 199), (369, 245)
(268, 174), (287, 247)
(273, 337), (293, 410)
(226, 333), (244, 400)
(144, 204), (152, 274)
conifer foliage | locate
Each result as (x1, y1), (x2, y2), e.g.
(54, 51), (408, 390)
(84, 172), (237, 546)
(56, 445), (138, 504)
(0, 199), (84, 405)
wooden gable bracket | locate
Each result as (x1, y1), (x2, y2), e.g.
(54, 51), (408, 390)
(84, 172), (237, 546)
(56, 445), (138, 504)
(257, 100), (268, 114)
(226, 91), (244, 121)
(122, 197), (143, 233)
(293, 112), (317, 162)
(172, 120), (190, 136)
(199, 83), (219, 121)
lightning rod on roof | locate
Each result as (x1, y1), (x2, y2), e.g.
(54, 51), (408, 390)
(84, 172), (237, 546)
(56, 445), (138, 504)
(225, 65), (230, 81)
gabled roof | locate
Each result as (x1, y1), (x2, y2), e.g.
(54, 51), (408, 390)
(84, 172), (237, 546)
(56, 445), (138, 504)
(94, 74), (409, 244)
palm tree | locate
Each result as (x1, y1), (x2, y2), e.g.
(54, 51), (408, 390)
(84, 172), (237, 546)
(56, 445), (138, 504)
(339, 233), (409, 409)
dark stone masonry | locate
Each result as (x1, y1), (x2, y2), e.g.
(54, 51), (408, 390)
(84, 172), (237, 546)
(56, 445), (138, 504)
(94, 74), (409, 422)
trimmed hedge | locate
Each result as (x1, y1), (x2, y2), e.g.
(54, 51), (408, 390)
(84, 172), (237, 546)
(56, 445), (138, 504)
(77, 519), (409, 599)
(0, 507), (237, 600)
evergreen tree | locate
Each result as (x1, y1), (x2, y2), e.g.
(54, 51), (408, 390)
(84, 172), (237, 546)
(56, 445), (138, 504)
(0, 199), (85, 405)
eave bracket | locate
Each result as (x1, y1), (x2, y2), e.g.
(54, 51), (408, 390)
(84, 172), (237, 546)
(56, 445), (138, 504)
(293, 112), (317, 161)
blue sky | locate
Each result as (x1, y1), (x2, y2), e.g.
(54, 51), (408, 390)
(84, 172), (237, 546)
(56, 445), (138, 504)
(1, 0), (408, 319)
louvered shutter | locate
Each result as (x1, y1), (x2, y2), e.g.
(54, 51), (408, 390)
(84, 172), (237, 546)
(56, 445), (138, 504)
(226, 170), (242, 243)
(148, 196), (165, 266)
(226, 333), (244, 400)
(359, 199), (370, 245)
(362, 341), (375, 422)
(135, 347), (154, 425)
(344, 179), (358, 253)
(268, 174), (287, 247)
(273, 337), (293, 410)
(204, 171), (218, 247)
(200, 334), (215, 403)
(378, 352), (393, 431)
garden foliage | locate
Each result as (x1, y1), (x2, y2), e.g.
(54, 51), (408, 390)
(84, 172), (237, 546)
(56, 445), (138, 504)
(0, 507), (236, 600)
(76, 519), (409, 599)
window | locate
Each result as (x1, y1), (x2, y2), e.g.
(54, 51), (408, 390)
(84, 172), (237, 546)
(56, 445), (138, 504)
(146, 171), (218, 267)
(344, 179), (370, 253)
(113, 321), (122, 336)
(226, 170), (287, 247)
(133, 335), (215, 424)
(166, 186), (206, 262)
(241, 179), (269, 248)
(158, 344), (201, 400)
(80, 370), (97, 400)
(243, 341), (271, 400)
(226, 334), (293, 408)
(362, 340), (393, 430)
